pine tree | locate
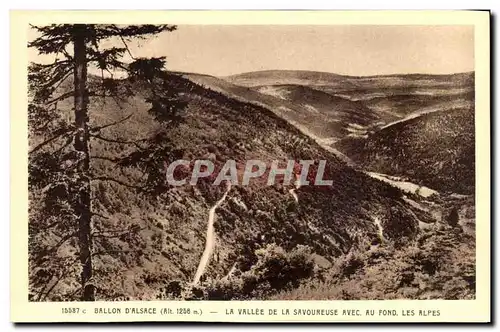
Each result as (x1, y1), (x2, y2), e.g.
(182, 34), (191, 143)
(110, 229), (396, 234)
(28, 24), (186, 301)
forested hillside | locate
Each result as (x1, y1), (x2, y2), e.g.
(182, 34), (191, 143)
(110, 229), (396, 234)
(29, 73), (452, 301)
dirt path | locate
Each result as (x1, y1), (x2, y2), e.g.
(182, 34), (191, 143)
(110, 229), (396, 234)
(192, 182), (232, 286)
(366, 171), (438, 198)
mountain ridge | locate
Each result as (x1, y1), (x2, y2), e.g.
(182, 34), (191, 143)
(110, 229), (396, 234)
(28, 70), (475, 301)
(225, 69), (474, 79)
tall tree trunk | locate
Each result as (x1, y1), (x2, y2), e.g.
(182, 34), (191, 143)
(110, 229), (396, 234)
(73, 25), (94, 301)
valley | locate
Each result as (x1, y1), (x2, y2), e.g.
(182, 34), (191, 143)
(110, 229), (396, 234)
(29, 68), (476, 302)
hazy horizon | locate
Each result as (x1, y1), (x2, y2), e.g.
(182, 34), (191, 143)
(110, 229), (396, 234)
(182, 68), (475, 78)
(28, 25), (474, 77)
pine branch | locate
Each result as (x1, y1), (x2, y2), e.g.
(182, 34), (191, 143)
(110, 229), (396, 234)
(28, 24), (74, 55)
(61, 48), (73, 61)
(90, 156), (122, 169)
(41, 66), (73, 91)
(43, 91), (72, 105)
(90, 155), (122, 163)
(40, 231), (78, 259)
(34, 276), (53, 301)
(29, 62), (74, 104)
(87, 46), (127, 70)
(40, 272), (66, 302)
(92, 230), (134, 239)
(90, 212), (110, 220)
(91, 249), (136, 257)
(29, 128), (74, 155)
(35, 220), (62, 231)
(90, 133), (145, 148)
(52, 70), (74, 92)
(119, 35), (136, 60)
(30, 117), (54, 134)
(93, 24), (177, 39)
(33, 59), (71, 70)
(28, 24), (184, 301)
(37, 259), (81, 301)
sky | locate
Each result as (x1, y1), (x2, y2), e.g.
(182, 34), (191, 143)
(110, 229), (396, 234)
(28, 25), (474, 77)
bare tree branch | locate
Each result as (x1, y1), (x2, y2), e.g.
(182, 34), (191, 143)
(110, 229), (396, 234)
(92, 231), (133, 239)
(42, 66), (73, 91)
(45, 91), (74, 105)
(52, 69), (74, 91)
(40, 272), (66, 301)
(29, 128), (74, 155)
(119, 35), (137, 60)
(90, 155), (122, 163)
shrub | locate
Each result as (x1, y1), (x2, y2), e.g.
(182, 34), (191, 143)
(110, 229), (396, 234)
(203, 243), (315, 300)
(251, 244), (315, 290)
(337, 250), (365, 278)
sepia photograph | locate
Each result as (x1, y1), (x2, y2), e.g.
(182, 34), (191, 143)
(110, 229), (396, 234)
(10, 9), (491, 323)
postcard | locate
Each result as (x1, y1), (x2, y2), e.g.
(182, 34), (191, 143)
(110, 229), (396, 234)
(11, 10), (490, 323)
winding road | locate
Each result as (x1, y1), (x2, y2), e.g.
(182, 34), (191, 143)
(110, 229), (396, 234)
(192, 182), (232, 286)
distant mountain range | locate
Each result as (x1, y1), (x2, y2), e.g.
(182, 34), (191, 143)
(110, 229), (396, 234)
(219, 70), (475, 193)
